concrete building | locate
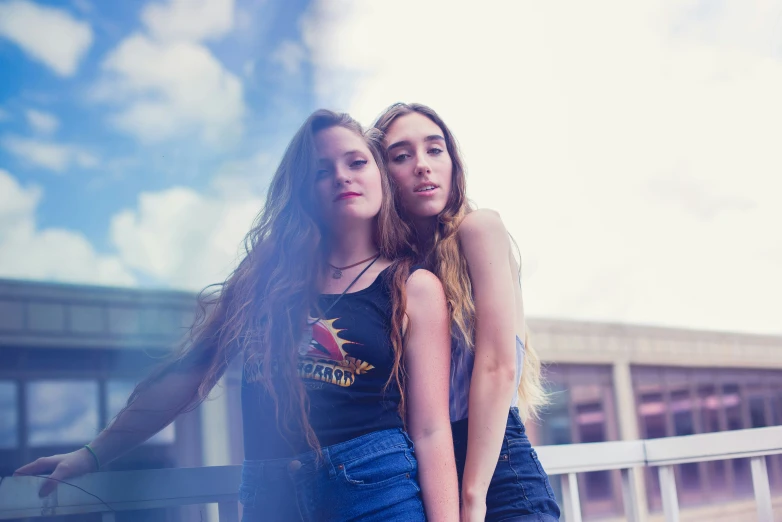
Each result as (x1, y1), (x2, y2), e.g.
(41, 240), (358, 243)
(1, 278), (780, 521)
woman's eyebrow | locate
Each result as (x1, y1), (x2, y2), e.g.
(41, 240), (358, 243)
(386, 135), (445, 152)
(386, 140), (411, 152)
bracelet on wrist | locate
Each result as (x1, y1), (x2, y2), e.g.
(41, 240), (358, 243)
(83, 444), (101, 471)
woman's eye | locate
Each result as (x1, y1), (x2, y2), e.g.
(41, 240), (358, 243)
(392, 153), (410, 162)
(429, 147), (443, 156)
(350, 159), (368, 168)
(315, 169), (330, 180)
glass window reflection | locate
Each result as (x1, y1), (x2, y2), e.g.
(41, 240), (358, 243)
(27, 380), (98, 446)
(0, 381), (17, 448)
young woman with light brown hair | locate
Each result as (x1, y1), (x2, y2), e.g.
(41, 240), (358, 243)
(16, 109), (459, 522)
(373, 103), (560, 522)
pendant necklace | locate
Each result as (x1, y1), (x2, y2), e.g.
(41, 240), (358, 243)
(328, 253), (379, 279)
(299, 255), (381, 354)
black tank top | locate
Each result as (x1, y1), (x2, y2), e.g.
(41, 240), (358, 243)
(241, 265), (409, 460)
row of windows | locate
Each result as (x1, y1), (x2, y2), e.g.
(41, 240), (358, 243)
(635, 369), (782, 510)
(537, 365), (782, 519)
(0, 379), (174, 448)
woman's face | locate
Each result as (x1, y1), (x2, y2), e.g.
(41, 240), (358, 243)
(313, 125), (383, 228)
(383, 112), (453, 220)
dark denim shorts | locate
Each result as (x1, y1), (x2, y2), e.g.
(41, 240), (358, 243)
(452, 408), (561, 522)
(239, 428), (425, 522)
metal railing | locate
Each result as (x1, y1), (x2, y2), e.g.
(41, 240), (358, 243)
(536, 425), (782, 522)
(1, 425), (780, 522)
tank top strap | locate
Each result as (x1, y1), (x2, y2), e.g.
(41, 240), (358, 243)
(405, 263), (427, 282)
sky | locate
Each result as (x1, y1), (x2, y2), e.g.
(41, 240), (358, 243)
(1, 0), (781, 335)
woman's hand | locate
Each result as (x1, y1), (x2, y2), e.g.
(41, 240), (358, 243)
(14, 447), (98, 498)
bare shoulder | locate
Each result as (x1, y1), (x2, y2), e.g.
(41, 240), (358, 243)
(406, 268), (444, 300)
(457, 209), (510, 256)
(457, 208), (507, 242)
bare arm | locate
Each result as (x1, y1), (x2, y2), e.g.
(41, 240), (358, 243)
(15, 366), (206, 497)
(404, 269), (459, 522)
(458, 210), (519, 519)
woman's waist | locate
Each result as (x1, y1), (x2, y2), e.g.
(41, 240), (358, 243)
(242, 427), (413, 480)
(451, 407), (526, 438)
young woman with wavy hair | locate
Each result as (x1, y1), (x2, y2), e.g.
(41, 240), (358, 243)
(373, 103), (560, 522)
(16, 110), (459, 522)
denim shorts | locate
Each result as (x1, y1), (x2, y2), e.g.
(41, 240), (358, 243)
(452, 408), (561, 522)
(239, 428), (425, 522)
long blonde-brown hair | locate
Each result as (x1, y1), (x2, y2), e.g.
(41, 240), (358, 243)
(372, 102), (547, 421)
(124, 110), (415, 452)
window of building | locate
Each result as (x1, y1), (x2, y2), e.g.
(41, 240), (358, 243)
(0, 381), (17, 448)
(632, 367), (782, 511)
(538, 364), (624, 520)
(27, 380), (99, 446)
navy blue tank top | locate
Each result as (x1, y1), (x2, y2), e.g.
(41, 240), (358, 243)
(241, 265), (406, 460)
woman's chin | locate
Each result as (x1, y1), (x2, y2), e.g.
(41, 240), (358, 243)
(405, 203), (446, 221)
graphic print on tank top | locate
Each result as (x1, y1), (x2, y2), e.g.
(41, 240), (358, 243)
(297, 317), (375, 388)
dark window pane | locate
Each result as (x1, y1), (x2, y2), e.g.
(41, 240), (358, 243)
(576, 402), (605, 443)
(749, 396), (767, 428)
(670, 389), (700, 499)
(576, 402), (613, 502)
(722, 383), (743, 431)
(698, 385), (721, 432)
(698, 385), (728, 493)
(639, 391), (665, 511)
(640, 392), (667, 438)
(541, 365), (621, 518)
(538, 384), (572, 445)
(0, 381), (17, 448)
(27, 381), (98, 446)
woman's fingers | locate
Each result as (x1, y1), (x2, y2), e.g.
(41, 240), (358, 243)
(13, 456), (60, 477)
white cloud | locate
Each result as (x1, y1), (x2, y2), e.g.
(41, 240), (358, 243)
(141, 0), (234, 43)
(25, 109), (59, 134)
(110, 184), (262, 290)
(0, 170), (135, 286)
(105, 151), (273, 290)
(302, 0), (782, 335)
(271, 40), (307, 75)
(0, 0), (92, 77)
(97, 33), (245, 145)
(2, 135), (98, 172)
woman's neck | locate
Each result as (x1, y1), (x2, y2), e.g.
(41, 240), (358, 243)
(326, 219), (378, 266)
(412, 216), (438, 255)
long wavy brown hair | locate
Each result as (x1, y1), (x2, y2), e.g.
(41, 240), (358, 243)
(372, 102), (547, 421)
(124, 110), (414, 452)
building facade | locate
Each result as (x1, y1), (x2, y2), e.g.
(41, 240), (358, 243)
(527, 318), (782, 521)
(1, 278), (780, 521)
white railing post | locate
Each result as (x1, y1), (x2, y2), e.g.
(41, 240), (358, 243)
(560, 472), (582, 522)
(750, 456), (773, 522)
(657, 465), (679, 522)
(620, 468), (641, 522)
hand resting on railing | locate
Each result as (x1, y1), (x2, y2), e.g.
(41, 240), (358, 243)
(12, 368), (206, 498)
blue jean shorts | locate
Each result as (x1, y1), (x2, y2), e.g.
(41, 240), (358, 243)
(239, 428), (425, 522)
(452, 408), (561, 522)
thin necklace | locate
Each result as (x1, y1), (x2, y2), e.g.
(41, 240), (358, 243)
(307, 255), (381, 326)
(328, 253), (379, 279)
